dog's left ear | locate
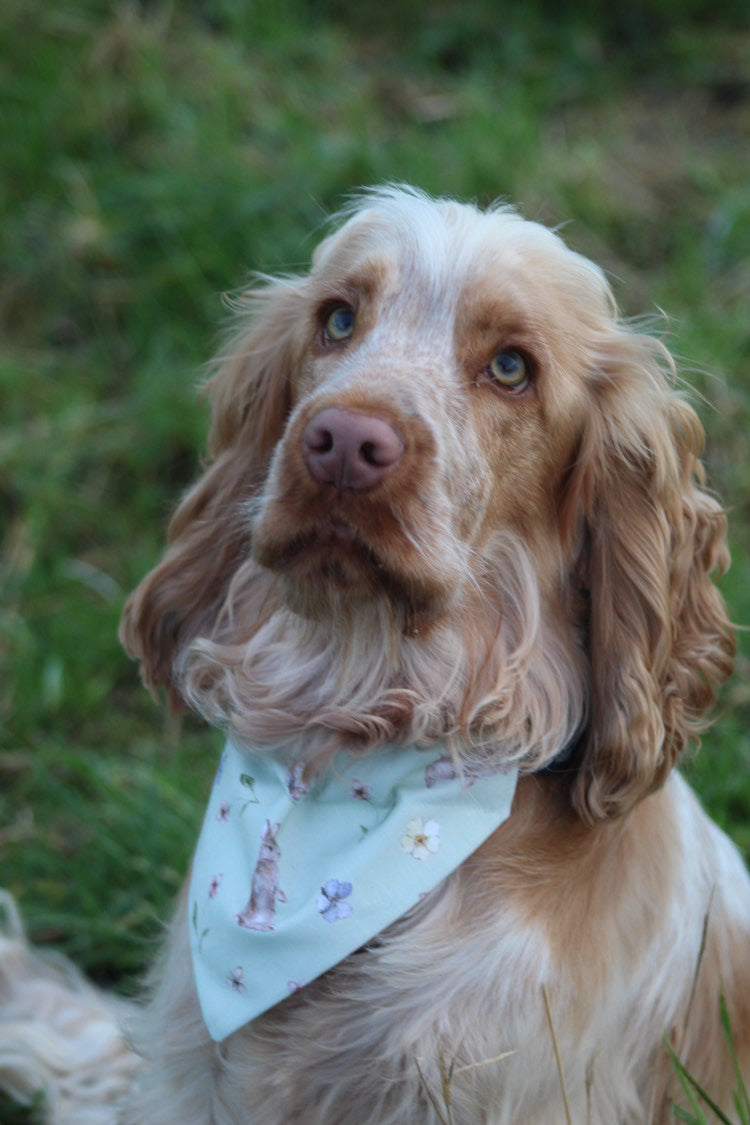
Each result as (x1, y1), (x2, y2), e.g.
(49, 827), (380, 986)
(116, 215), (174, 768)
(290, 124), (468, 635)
(561, 330), (735, 823)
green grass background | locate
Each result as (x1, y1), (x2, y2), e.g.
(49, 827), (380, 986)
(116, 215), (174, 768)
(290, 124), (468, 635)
(1, 1), (750, 1117)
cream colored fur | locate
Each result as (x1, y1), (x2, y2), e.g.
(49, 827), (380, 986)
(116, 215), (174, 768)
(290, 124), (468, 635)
(0, 893), (136, 1123)
(2, 187), (748, 1123)
(121, 775), (750, 1124)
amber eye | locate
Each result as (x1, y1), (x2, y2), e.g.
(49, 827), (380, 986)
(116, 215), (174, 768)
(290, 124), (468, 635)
(488, 350), (529, 390)
(323, 305), (355, 342)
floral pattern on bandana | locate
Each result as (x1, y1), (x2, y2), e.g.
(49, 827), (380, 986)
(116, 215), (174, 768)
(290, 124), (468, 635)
(227, 966), (246, 992)
(348, 779), (372, 802)
(401, 816), (441, 860)
(189, 740), (518, 1042)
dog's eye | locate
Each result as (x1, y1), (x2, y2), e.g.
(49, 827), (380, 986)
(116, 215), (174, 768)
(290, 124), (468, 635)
(323, 305), (355, 343)
(488, 350), (529, 390)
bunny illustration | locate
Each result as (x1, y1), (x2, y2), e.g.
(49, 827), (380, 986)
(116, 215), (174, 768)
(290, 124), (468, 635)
(236, 820), (286, 932)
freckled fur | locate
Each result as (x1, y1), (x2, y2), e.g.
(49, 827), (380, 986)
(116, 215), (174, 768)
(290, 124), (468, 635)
(2, 186), (747, 1123)
(118, 186), (748, 1122)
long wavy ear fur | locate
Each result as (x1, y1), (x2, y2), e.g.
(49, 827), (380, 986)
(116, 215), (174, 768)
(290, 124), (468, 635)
(119, 278), (305, 706)
(563, 330), (734, 823)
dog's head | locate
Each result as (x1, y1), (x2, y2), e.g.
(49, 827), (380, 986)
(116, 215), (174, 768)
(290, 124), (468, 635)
(121, 186), (733, 821)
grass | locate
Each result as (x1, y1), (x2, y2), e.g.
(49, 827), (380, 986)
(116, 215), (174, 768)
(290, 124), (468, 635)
(668, 1012), (750, 1123)
(1, 1), (749, 1120)
(667, 997), (750, 1123)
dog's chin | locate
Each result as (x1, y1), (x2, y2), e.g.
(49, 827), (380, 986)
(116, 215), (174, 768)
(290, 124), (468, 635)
(253, 519), (451, 627)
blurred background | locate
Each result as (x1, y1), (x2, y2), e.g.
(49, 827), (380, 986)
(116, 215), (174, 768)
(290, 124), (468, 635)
(1, 0), (749, 1098)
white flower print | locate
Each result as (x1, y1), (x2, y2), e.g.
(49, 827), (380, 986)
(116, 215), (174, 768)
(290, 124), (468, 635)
(401, 817), (440, 860)
(317, 879), (353, 923)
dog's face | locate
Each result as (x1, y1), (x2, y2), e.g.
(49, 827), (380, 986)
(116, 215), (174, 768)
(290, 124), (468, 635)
(121, 187), (733, 822)
(250, 196), (595, 626)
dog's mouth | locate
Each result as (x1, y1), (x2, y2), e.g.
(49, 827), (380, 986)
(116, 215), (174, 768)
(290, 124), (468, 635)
(301, 518), (366, 552)
(257, 517), (395, 592)
(264, 518), (380, 576)
(253, 513), (450, 624)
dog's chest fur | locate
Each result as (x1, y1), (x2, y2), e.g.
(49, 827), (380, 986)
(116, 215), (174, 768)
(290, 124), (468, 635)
(127, 770), (748, 1125)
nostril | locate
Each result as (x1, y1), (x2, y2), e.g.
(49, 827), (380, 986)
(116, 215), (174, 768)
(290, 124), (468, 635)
(360, 441), (378, 467)
(306, 425), (334, 454)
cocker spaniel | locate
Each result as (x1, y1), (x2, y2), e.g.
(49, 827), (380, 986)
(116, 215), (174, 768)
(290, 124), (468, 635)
(3, 185), (750, 1124)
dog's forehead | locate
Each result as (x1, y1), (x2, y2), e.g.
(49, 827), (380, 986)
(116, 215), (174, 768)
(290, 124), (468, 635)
(311, 191), (610, 322)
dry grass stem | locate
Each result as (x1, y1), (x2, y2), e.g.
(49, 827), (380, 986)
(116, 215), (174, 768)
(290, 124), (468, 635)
(414, 1048), (515, 1124)
(585, 1053), (597, 1125)
(680, 892), (714, 1053)
(453, 1051), (516, 1074)
(414, 1056), (454, 1125)
(542, 983), (573, 1125)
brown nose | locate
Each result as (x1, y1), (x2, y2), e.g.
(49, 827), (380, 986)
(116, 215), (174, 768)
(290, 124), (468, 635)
(303, 408), (404, 492)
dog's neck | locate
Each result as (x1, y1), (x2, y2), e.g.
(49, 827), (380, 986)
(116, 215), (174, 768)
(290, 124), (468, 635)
(179, 570), (587, 779)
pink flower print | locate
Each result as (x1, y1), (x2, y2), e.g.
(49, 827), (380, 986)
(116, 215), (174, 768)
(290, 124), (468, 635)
(227, 966), (246, 992)
(401, 817), (440, 860)
(216, 801), (231, 822)
(287, 762), (310, 801)
(348, 779), (372, 801)
(317, 879), (353, 923)
(208, 874), (223, 899)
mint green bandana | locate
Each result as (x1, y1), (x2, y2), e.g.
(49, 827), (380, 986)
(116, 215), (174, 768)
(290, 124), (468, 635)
(189, 739), (518, 1042)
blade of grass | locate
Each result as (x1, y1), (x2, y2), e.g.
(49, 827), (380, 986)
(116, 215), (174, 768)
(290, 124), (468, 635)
(585, 1053), (597, 1125)
(542, 983), (573, 1125)
(719, 992), (750, 1123)
(664, 1039), (733, 1124)
(438, 1051), (456, 1125)
(679, 896), (714, 1053)
(453, 1051), (515, 1074)
(414, 1057), (451, 1125)
(673, 1107), (706, 1124)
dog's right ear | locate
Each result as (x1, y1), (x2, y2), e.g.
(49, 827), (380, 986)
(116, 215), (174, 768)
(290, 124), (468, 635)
(119, 277), (306, 707)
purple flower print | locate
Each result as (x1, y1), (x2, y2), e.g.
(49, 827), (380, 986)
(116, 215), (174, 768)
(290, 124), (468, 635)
(424, 755), (457, 788)
(216, 801), (231, 822)
(208, 874), (223, 899)
(227, 966), (246, 992)
(348, 779), (372, 801)
(317, 879), (353, 923)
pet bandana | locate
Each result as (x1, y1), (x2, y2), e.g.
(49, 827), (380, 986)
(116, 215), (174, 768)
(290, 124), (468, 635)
(189, 739), (518, 1042)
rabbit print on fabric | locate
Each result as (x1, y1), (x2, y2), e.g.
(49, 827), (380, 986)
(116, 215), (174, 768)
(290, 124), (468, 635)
(236, 820), (286, 933)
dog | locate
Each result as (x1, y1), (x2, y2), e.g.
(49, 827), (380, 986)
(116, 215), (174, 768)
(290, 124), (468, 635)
(3, 185), (750, 1123)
